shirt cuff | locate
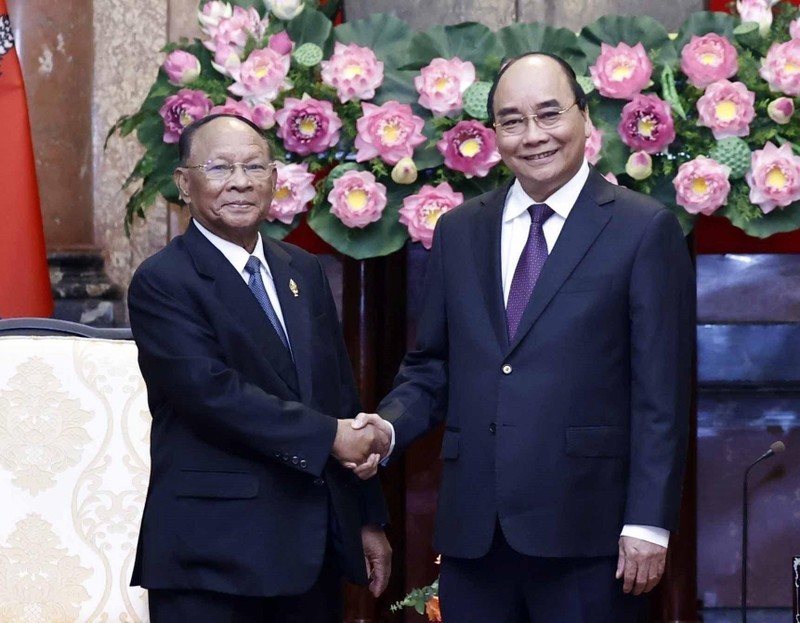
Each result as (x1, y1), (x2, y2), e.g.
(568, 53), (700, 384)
(379, 420), (396, 466)
(620, 524), (670, 548)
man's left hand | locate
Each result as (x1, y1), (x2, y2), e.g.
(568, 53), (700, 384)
(361, 525), (392, 598)
(615, 535), (667, 595)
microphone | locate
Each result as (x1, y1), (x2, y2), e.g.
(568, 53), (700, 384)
(742, 441), (786, 623)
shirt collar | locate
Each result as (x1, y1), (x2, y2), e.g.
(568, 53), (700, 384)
(192, 219), (272, 279)
(504, 159), (590, 223)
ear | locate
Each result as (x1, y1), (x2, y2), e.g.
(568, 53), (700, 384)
(582, 106), (592, 138)
(174, 168), (191, 204)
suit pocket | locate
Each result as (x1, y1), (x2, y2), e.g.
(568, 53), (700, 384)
(559, 275), (613, 293)
(440, 430), (460, 460)
(565, 426), (629, 458)
(176, 470), (259, 499)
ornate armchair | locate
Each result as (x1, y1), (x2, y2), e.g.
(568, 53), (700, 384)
(0, 318), (150, 621)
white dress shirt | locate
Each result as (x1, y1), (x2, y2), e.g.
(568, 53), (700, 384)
(192, 219), (291, 348)
(499, 159), (668, 549)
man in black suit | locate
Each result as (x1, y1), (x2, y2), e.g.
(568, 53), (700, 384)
(356, 53), (695, 622)
(128, 114), (391, 622)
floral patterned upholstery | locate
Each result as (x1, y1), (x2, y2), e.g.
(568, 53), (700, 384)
(0, 335), (151, 622)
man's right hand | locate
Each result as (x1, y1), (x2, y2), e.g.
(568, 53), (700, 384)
(332, 417), (391, 466)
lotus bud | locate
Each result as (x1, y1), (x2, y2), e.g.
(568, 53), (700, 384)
(391, 157), (418, 184)
(767, 97), (794, 125)
(625, 151), (653, 180)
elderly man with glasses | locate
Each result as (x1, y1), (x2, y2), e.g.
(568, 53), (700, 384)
(127, 113), (391, 623)
(355, 52), (695, 623)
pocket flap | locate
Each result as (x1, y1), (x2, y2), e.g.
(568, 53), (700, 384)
(565, 426), (628, 457)
(176, 470), (259, 499)
(440, 430), (460, 460)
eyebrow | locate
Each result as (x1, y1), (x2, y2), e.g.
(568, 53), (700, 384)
(495, 99), (563, 117)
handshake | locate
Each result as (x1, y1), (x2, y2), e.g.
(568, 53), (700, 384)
(332, 413), (392, 480)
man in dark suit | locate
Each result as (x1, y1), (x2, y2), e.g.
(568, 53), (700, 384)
(355, 53), (694, 622)
(128, 113), (391, 622)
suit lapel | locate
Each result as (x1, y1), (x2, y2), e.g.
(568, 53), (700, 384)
(184, 223), (300, 395)
(262, 237), (315, 404)
(508, 169), (615, 352)
(472, 182), (514, 349)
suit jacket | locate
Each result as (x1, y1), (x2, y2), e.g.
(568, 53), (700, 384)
(379, 169), (695, 559)
(129, 222), (387, 597)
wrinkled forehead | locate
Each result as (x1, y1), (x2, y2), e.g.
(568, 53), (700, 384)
(494, 57), (573, 111)
(191, 118), (271, 161)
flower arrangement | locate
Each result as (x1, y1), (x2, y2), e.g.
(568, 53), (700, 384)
(111, 0), (800, 258)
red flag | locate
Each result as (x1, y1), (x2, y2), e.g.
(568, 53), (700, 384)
(0, 0), (52, 318)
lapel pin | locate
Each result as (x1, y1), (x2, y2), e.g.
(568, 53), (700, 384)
(289, 279), (299, 297)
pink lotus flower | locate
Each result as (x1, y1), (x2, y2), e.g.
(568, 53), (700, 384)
(768, 97), (794, 124)
(746, 141), (800, 213)
(206, 6), (268, 55)
(269, 162), (315, 224)
(436, 120), (501, 178)
(399, 182), (464, 249)
(737, 0), (775, 35)
(625, 151), (653, 180)
(584, 118), (603, 165)
(252, 102), (276, 129)
(355, 101), (426, 165)
(791, 17), (800, 40)
(696, 80), (756, 139)
(589, 42), (653, 99)
(759, 39), (800, 96)
(268, 31), (294, 55)
(328, 170), (387, 228)
(229, 47), (291, 101)
(680, 34), (739, 89)
(209, 97), (255, 122)
(275, 94), (342, 156)
(211, 43), (241, 79)
(159, 89), (213, 143)
(321, 42), (384, 103)
(198, 1), (233, 40)
(163, 50), (201, 86)
(414, 57), (476, 117)
(603, 172), (619, 185)
(673, 156), (732, 215)
(618, 93), (675, 154)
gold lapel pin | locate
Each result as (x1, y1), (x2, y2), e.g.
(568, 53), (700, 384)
(289, 279), (299, 297)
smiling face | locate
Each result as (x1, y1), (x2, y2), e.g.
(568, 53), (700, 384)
(493, 55), (591, 202)
(174, 117), (276, 252)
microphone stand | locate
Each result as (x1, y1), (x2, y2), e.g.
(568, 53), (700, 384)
(741, 443), (784, 623)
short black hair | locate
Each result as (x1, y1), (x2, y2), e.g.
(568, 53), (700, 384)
(178, 113), (270, 165)
(487, 51), (587, 119)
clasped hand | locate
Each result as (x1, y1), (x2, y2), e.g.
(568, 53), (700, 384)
(331, 413), (392, 479)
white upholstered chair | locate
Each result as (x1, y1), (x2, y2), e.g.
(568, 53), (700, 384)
(0, 319), (151, 622)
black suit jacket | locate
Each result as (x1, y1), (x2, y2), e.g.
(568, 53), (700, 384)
(129, 222), (387, 597)
(379, 169), (695, 559)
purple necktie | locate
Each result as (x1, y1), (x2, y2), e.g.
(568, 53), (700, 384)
(506, 203), (554, 341)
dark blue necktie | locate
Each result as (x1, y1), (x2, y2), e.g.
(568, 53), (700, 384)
(244, 255), (291, 352)
(506, 203), (554, 341)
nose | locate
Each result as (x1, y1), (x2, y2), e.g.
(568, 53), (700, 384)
(521, 117), (548, 144)
(226, 163), (252, 189)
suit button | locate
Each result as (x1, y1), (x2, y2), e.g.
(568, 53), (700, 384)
(274, 451), (281, 459)
(283, 453), (290, 462)
(314, 478), (325, 486)
(489, 423), (496, 434)
(291, 456), (299, 465)
(299, 459), (308, 469)
(502, 364), (512, 374)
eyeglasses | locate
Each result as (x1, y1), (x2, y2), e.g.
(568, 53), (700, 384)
(185, 161), (276, 182)
(493, 102), (578, 135)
